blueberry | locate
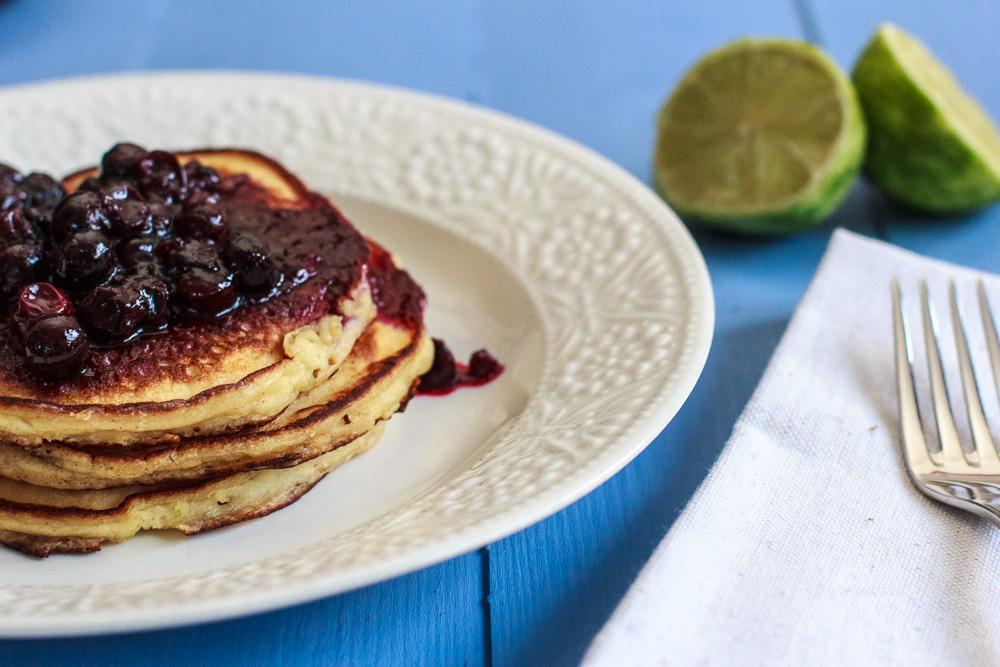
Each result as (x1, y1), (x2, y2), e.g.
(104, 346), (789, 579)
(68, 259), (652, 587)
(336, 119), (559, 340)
(468, 349), (503, 380)
(142, 201), (172, 237)
(117, 237), (161, 270)
(0, 243), (44, 297)
(101, 143), (147, 180)
(128, 274), (169, 328)
(14, 283), (73, 334)
(0, 164), (23, 209)
(23, 315), (89, 380)
(52, 230), (116, 293)
(100, 181), (143, 202)
(137, 150), (185, 204)
(0, 164), (21, 186)
(51, 191), (113, 240)
(176, 191), (229, 245)
(183, 161), (221, 194)
(185, 190), (220, 207)
(21, 207), (52, 237)
(0, 208), (34, 243)
(1, 192), (24, 210)
(175, 267), (237, 317)
(79, 284), (142, 340)
(107, 199), (153, 238)
(20, 173), (64, 211)
(158, 238), (222, 275)
(419, 338), (458, 392)
(225, 234), (281, 295)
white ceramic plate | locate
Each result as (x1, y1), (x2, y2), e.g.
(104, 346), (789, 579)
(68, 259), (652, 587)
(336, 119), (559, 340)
(0, 72), (713, 637)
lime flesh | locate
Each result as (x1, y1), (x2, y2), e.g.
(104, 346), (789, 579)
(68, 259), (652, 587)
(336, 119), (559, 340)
(853, 23), (1000, 212)
(654, 39), (866, 234)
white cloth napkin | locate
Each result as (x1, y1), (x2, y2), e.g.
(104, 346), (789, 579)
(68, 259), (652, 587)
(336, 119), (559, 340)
(583, 229), (1000, 667)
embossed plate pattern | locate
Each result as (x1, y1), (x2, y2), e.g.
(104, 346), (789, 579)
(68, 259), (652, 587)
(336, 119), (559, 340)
(0, 73), (713, 637)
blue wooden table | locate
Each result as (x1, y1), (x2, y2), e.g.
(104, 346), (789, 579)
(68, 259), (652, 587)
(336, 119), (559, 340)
(2, 2), (998, 665)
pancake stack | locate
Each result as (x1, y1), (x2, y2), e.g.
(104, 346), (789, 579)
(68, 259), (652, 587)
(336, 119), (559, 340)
(0, 148), (434, 556)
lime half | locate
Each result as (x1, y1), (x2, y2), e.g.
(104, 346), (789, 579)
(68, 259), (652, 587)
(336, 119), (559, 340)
(653, 39), (866, 234)
(853, 23), (1000, 213)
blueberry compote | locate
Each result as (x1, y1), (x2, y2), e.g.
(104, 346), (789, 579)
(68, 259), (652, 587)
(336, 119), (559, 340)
(417, 339), (504, 395)
(363, 244), (503, 394)
(0, 143), (371, 385)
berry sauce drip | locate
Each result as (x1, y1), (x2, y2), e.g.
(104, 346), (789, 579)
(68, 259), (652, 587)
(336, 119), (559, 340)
(367, 244), (425, 328)
(417, 338), (504, 396)
(365, 242), (503, 395)
(0, 143), (371, 386)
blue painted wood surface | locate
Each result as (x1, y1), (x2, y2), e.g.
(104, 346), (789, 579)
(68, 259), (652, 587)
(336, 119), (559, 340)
(0, 1), (998, 665)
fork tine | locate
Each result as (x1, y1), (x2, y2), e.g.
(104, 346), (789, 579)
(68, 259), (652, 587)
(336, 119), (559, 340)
(977, 280), (1000, 411)
(949, 280), (1000, 466)
(893, 278), (934, 471)
(920, 280), (966, 466)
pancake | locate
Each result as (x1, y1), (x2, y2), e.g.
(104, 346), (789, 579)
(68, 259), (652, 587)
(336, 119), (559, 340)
(0, 422), (387, 557)
(0, 150), (376, 446)
(0, 144), (440, 556)
(0, 320), (433, 489)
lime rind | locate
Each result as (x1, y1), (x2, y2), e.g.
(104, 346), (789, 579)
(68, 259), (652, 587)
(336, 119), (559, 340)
(852, 23), (1000, 213)
(653, 38), (866, 234)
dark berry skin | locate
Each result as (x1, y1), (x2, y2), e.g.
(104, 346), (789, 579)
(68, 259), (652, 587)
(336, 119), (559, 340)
(0, 164), (20, 187)
(80, 272), (170, 339)
(52, 230), (116, 294)
(79, 284), (143, 340)
(19, 172), (64, 210)
(147, 201), (174, 237)
(14, 283), (73, 334)
(183, 161), (221, 193)
(175, 268), (237, 317)
(420, 338), (458, 392)
(137, 150), (185, 204)
(468, 349), (504, 380)
(128, 274), (169, 328)
(157, 238), (223, 275)
(0, 208), (34, 243)
(0, 243), (45, 297)
(100, 181), (143, 202)
(51, 191), (114, 240)
(176, 191), (229, 245)
(101, 143), (148, 180)
(117, 237), (161, 270)
(23, 315), (89, 380)
(226, 234), (280, 295)
(21, 207), (53, 237)
(107, 198), (153, 238)
(0, 164), (23, 209)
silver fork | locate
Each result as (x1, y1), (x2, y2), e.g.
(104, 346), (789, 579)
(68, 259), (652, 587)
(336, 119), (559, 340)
(893, 277), (1000, 527)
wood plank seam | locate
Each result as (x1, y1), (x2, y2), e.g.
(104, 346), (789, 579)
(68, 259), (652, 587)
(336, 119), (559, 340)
(480, 546), (494, 667)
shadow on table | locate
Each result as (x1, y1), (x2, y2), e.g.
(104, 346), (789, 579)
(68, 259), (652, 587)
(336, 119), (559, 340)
(507, 316), (790, 667)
